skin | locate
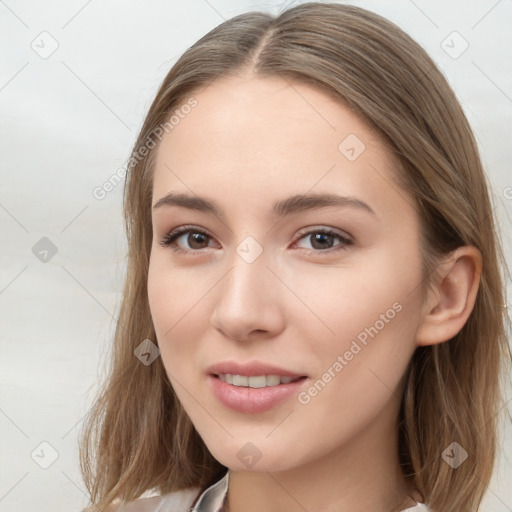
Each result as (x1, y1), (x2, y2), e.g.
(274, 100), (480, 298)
(147, 73), (482, 512)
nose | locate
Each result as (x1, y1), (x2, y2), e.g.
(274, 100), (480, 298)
(210, 247), (286, 343)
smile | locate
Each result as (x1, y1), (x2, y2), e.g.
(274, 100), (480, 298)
(208, 374), (308, 413)
(216, 374), (303, 387)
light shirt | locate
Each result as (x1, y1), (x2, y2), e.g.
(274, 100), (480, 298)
(191, 471), (431, 512)
(102, 470), (430, 511)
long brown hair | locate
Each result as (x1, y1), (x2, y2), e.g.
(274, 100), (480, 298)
(79, 3), (510, 511)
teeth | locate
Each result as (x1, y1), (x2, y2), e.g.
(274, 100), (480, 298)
(248, 375), (266, 388)
(232, 375), (248, 386)
(217, 374), (301, 388)
(265, 375), (280, 386)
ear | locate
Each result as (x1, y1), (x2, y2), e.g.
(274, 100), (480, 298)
(415, 246), (482, 347)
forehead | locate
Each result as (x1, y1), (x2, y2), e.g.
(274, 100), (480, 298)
(156, 74), (381, 162)
(152, 75), (408, 219)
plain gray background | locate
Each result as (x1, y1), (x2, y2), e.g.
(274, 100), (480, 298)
(1, 1), (511, 510)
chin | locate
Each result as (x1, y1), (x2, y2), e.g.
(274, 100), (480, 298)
(202, 434), (305, 473)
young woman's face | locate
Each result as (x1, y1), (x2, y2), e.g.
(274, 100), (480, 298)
(148, 75), (426, 472)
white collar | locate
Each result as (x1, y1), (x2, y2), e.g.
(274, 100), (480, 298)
(191, 470), (230, 511)
(191, 471), (429, 511)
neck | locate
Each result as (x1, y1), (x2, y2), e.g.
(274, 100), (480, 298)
(226, 400), (417, 512)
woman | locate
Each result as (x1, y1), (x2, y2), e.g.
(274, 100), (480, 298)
(80, 3), (509, 511)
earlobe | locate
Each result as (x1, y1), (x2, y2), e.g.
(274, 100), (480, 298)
(415, 246), (483, 347)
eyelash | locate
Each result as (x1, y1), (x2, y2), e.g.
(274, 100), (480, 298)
(158, 224), (354, 256)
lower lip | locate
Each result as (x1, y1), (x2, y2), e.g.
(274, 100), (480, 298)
(207, 375), (308, 413)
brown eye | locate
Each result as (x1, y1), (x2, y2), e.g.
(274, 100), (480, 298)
(159, 226), (216, 254)
(184, 232), (210, 250)
(295, 228), (353, 254)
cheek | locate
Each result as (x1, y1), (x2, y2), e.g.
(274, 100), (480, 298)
(289, 273), (418, 448)
(147, 256), (201, 373)
(286, 248), (422, 390)
(148, 252), (204, 330)
(285, 253), (418, 345)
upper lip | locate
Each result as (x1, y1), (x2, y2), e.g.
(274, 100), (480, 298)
(207, 360), (307, 378)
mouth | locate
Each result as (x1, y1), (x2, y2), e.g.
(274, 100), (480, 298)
(213, 373), (306, 388)
(207, 370), (309, 413)
(205, 361), (309, 413)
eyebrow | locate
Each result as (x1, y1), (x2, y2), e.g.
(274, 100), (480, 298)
(152, 191), (376, 219)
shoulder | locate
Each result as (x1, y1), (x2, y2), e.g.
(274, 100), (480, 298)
(81, 487), (201, 512)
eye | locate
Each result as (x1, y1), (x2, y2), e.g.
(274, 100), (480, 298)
(294, 227), (353, 254)
(159, 225), (217, 254)
(158, 225), (354, 255)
